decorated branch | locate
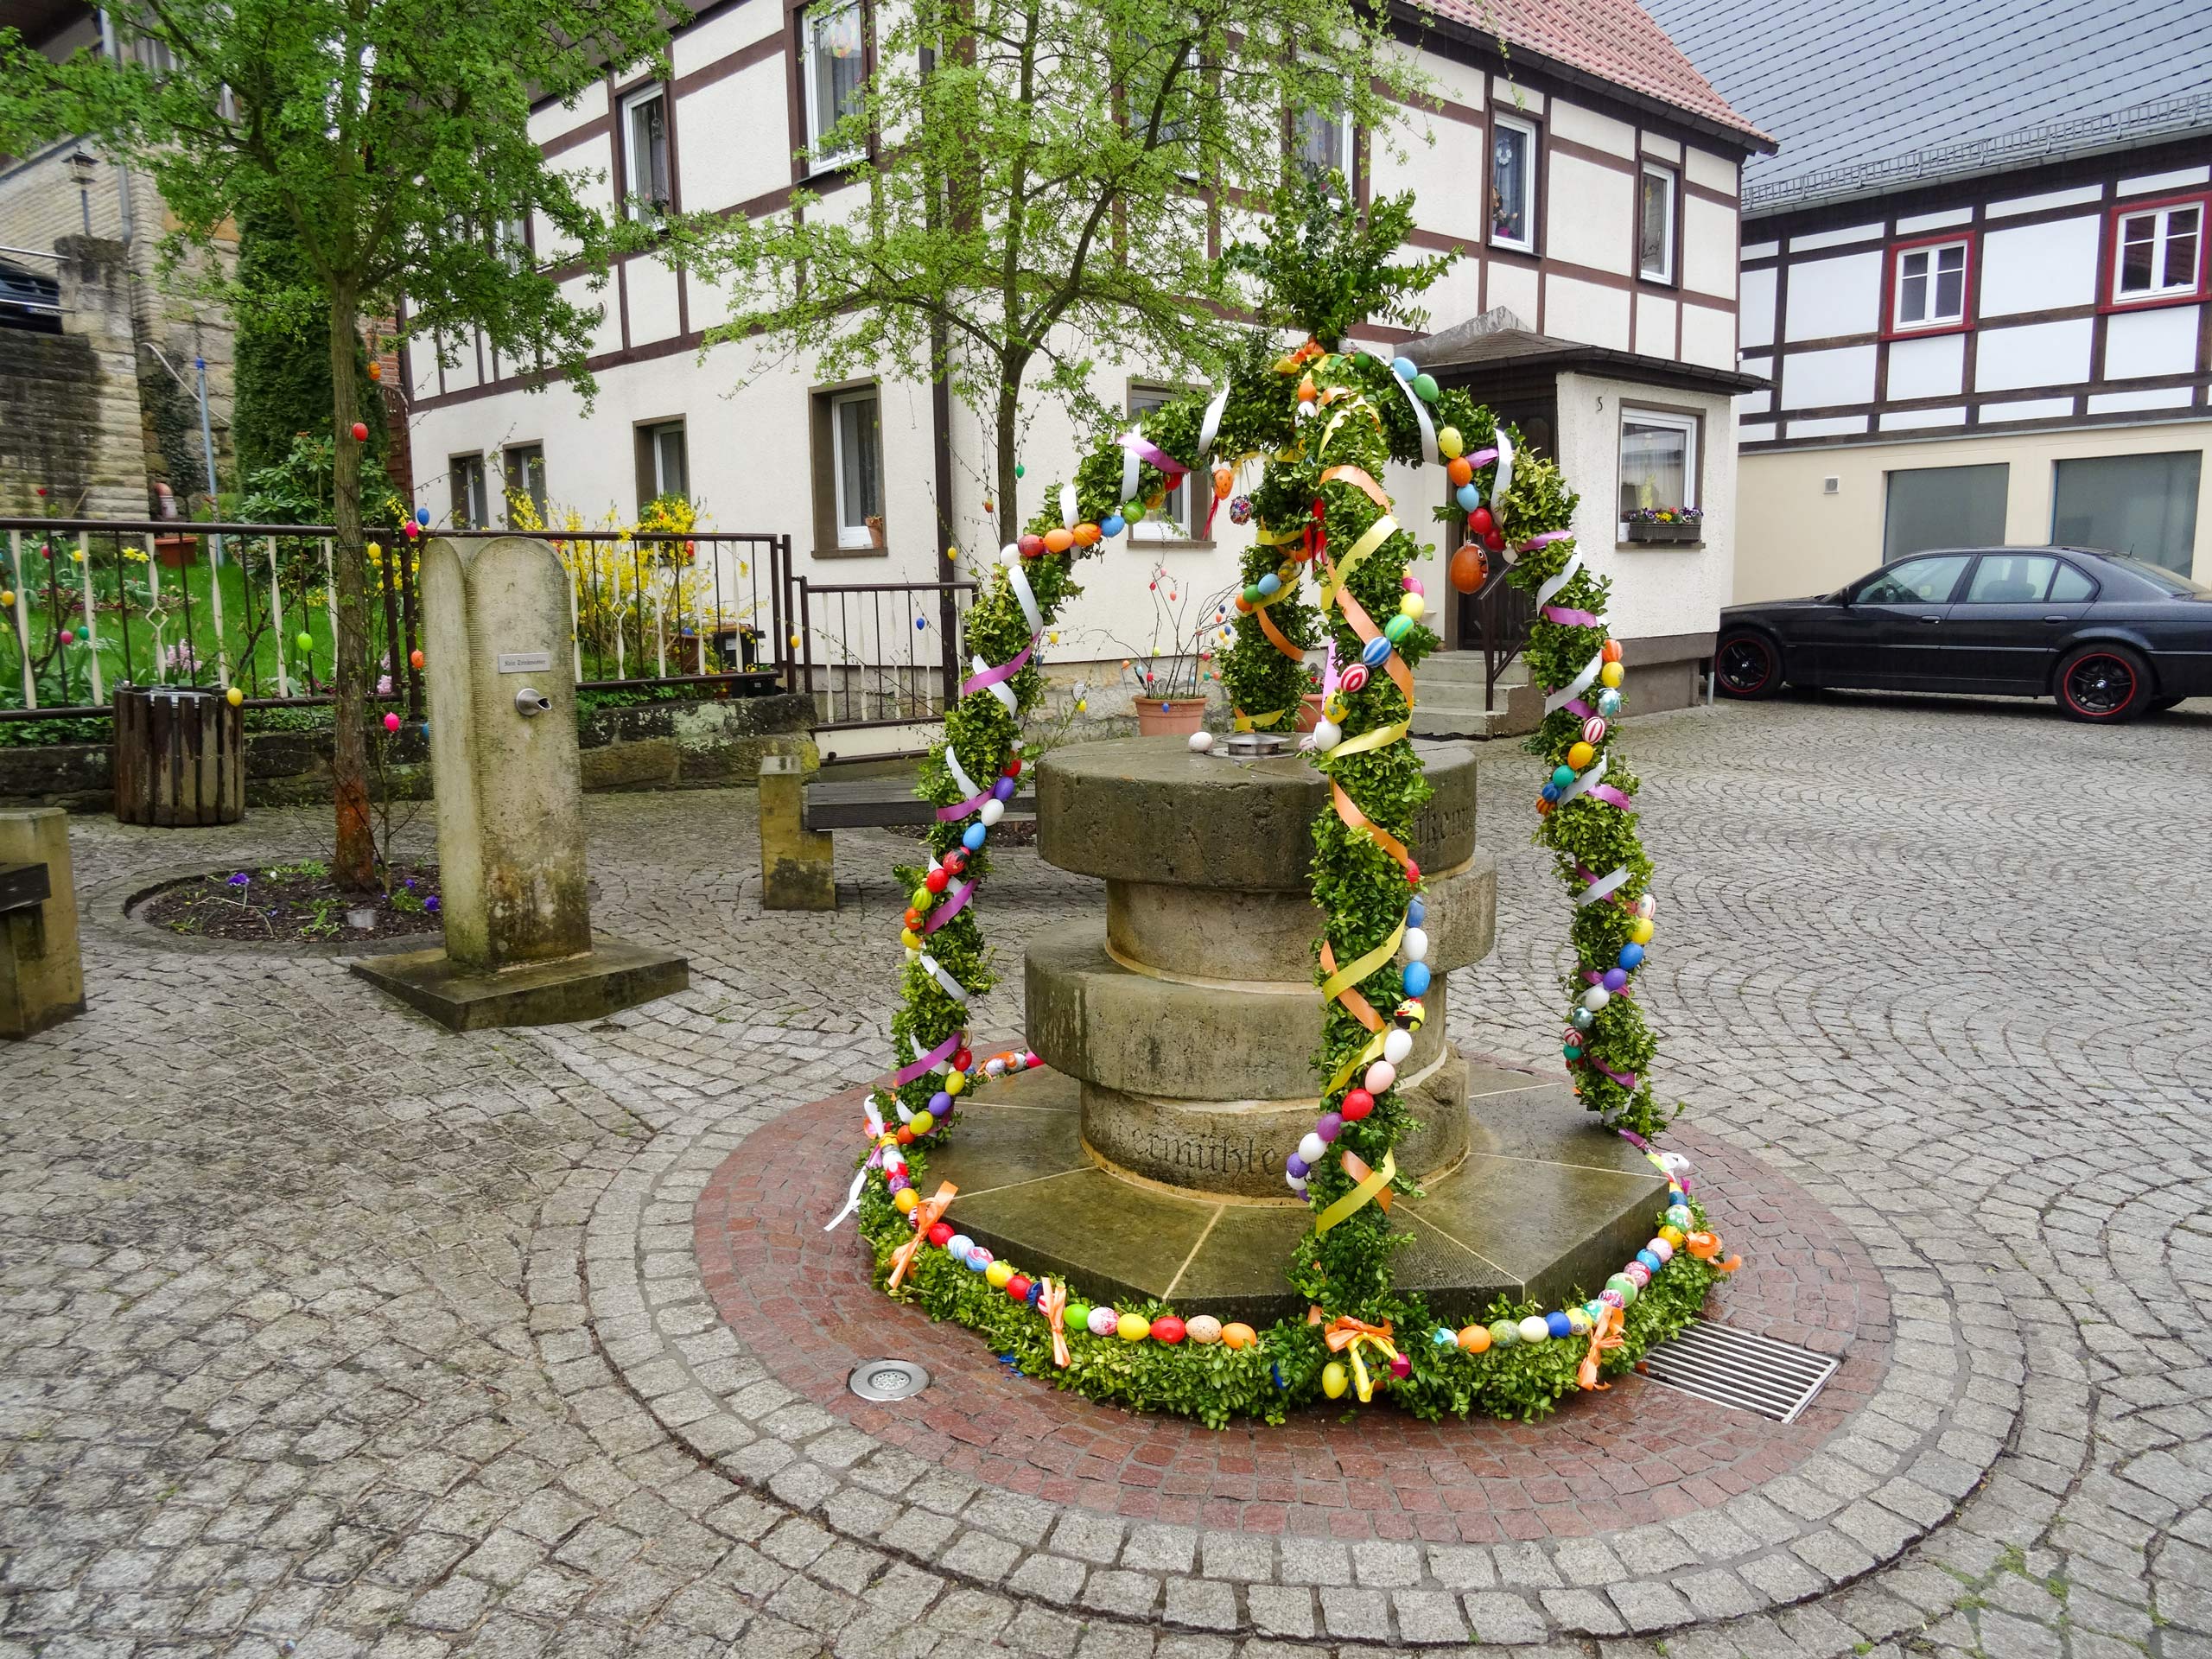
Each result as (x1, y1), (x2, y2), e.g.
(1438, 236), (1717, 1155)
(834, 177), (1726, 1425)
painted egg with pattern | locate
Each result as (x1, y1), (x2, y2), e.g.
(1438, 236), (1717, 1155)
(1636, 1249), (1661, 1274)
(1599, 661), (1624, 689)
(1487, 1319), (1520, 1349)
(1432, 1326), (1460, 1349)
(1088, 1306), (1121, 1336)
(1438, 426), (1465, 459)
(1606, 1274), (1638, 1305)
(1185, 1315), (1223, 1344)
(1360, 635), (1392, 669)
(1649, 1238), (1674, 1264)
(1566, 1307), (1592, 1336)
(1581, 715), (1607, 745)
(984, 1260), (1014, 1289)
(966, 1248), (993, 1272)
(1338, 664), (1370, 694)
(1665, 1204), (1693, 1229)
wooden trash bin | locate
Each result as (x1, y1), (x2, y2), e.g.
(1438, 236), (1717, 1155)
(112, 685), (245, 826)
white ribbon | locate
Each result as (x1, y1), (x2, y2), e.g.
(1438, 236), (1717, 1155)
(972, 654), (1018, 715)
(825, 1167), (867, 1230)
(1575, 866), (1632, 906)
(918, 952), (969, 1003)
(1196, 385), (1231, 464)
(1120, 433), (1141, 505)
(1007, 563), (1042, 637)
(1555, 752), (1608, 806)
(944, 746), (982, 801)
(1544, 652), (1605, 715)
(1391, 367), (1440, 465)
(1535, 547), (1586, 611)
(1060, 481), (1077, 531)
(1492, 426), (1516, 517)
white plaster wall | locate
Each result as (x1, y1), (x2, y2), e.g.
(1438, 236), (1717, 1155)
(1486, 262), (1540, 325)
(1739, 265), (1776, 351)
(528, 82), (607, 147)
(1392, 124), (1485, 245)
(677, 60), (793, 213)
(2105, 303), (2202, 379)
(1885, 333), (1964, 401)
(626, 257), (684, 346)
(1782, 251), (1881, 340)
(1682, 195), (1737, 301)
(1974, 317), (2093, 391)
(1544, 275), (1631, 349)
(1681, 302), (1736, 372)
(1780, 344), (1877, 409)
(1547, 99), (1634, 160)
(1553, 371), (1735, 643)
(673, 0), (780, 74)
(1634, 293), (1675, 358)
(1978, 215), (2100, 315)
(1546, 152), (1634, 274)
(539, 140), (615, 264)
(1683, 147), (1736, 197)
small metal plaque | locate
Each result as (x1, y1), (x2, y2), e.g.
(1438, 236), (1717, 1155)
(496, 651), (553, 674)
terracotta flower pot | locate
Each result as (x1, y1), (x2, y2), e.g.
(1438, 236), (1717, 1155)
(1295, 692), (1326, 732)
(1135, 696), (1208, 736)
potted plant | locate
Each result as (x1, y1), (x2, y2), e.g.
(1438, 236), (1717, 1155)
(1116, 565), (1234, 736)
(1623, 506), (1702, 544)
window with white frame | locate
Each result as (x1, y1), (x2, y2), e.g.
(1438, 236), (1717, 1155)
(640, 420), (688, 507)
(1618, 409), (1697, 522)
(804, 0), (867, 171)
(1489, 112), (1536, 252)
(1294, 102), (1355, 191)
(621, 86), (671, 219)
(1128, 385), (1192, 539)
(2112, 200), (2202, 302)
(1637, 162), (1676, 283)
(1893, 238), (1968, 330)
(830, 388), (883, 548)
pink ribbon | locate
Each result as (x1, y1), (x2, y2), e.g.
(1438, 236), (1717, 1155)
(1591, 784), (1633, 810)
(884, 1027), (963, 1090)
(1519, 531), (1574, 552)
(1591, 1059), (1639, 1088)
(1565, 698), (1593, 719)
(961, 639), (1034, 698)
(921, 877), (976, 935)
(1542, 606), (1600, 626)
(1465, 447), (1498, 467)
(1119, 433), (1189, 478)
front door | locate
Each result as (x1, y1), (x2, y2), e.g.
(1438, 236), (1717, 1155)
(1812, 552), (1974, 688)
(1940, 553), (2096, 692)
(1453, 399), (1555, 651)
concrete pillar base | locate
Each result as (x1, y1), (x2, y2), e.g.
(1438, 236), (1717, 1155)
(759, 754), (836, 912)
(0, 808), (85, 1039)
(350, 938), (688, 1031)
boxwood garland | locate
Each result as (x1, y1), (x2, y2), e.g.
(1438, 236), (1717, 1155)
(851, 209), (1704, 1422)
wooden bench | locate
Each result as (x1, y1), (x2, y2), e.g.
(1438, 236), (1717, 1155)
(757, 760), (1034, 912)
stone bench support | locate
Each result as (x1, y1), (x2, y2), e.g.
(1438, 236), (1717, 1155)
(0, 808), (85, 1039)
(760, 755), (836, 911)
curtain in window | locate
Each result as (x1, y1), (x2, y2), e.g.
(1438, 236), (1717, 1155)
(629, 96), (670, 210)
(655, 428), (689, 501)
(1881, 463), (2006, 561)
(837, 397), (881, 531)
(1638, 171), (1669, 277)
(2053, 451), (2202, 575)
(1491, 126), (1528, 244)
(812, 3), (866, 145)
(1618, 420), (1688, 515)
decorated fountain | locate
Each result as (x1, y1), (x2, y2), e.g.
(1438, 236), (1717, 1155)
(832, 187), (1742, 1423)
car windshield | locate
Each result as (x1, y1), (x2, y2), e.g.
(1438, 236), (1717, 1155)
(2089, 553), (2212, 597)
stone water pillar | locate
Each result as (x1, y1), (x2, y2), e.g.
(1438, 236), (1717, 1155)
(1027, 739), (1489, 1197)
(351, 536), (687, 1029)
(0, 807), (85, 1039)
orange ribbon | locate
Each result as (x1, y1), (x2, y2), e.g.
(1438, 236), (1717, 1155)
(1331, 780), (1414, 874)
(1336, 1148), (1393, 1214)
(1333, 582), (1416, 707)
(1317, 938), (1382, 1031)
(887, 1181), (957, 1290)
(1309, 1307), (1400, 1401)
(1319, 465), (1392, 511)
(1253, 594), (1306, 663)
(1039, 1277), (1071, 1367)
(1578, 1302), (1626, 1390)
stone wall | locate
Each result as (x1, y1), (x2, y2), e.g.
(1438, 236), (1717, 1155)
(0, 692), (818, 812)
(0, 238), (148, 518)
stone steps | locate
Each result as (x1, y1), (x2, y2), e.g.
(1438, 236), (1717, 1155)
(1411, 653), (1541, 740)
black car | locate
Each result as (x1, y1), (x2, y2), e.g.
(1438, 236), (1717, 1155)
(1714, 547), (2212, 722)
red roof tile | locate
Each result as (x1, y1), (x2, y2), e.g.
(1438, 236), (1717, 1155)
(1421, 0), (1772, 147)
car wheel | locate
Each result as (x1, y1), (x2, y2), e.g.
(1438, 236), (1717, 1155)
(2055, 644), (2152, 722)
(1713, 630), (1783, 700)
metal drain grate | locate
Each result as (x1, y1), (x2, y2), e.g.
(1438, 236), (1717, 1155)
(1639, 1322), (1839, 1423)
(849, 1358), (931, 1402)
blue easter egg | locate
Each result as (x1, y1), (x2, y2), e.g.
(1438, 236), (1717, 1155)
(915, 616), (927, 630)
(1597, 689), (1622, 717)
(963, 823), (988, 851)
(1361, 636), (1391, 668)
(1571, 1007), (1595, 1029)
(930, 1090), (951, 1115)
(1455, 482), (1481, 512)
(1392, 356), (1417, 381)
(1551, 766), (1575, 788)
(1545, 1311), (1573, 1339)
(1407, 898), (1426, 928)
(1541, 783), (1560, 803)
(966, 1249), (992, 1272)
(416, 507), (430, 525)
(1402, 961), (1432, 997)
(1637, 1249), (1662, 1273)
(1103, 514), (1126, 537)
(1618, 943), (1644, 970)
(1433, 1325), (1459, 1349)
(1256, 572), (1281, 597)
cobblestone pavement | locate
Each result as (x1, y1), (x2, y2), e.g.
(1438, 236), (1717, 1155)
(3, 691), (2209, 1659)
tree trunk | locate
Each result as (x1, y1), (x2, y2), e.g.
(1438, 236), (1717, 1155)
(327, 285), (377, 893)
(994, 359), (1025, 539)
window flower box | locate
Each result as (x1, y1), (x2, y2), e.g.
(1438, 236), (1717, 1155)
(1623, 509), (1702, 545)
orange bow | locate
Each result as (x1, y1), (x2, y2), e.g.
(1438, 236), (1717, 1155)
(1685, 1230), (1743, 1274)
(887, 1181), (957, 1290)
(1578, 1302), (1625, 1390)
(1310, 1307), (1399, 1402)
(1039, 1277), (1071, 1368)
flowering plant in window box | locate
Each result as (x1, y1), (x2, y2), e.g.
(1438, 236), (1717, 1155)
(1623, 506), (1701, 543)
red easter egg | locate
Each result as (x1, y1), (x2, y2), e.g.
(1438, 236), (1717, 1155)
(350, 422), (369, 441)
(925, 868), (950, 893)
(929, 1222), (954, 1246)
(1003, 756), (1021, 777)
(1467, 506), (1495, 536)
(1405, 861), (1421, 885)
(1006, 1274), (1032, 1302)
(1339, 664), (1370, 694)
(897, 1126), (915, 1144)
(410, 648), (426, 670)
(1483, 531), (1506, 552)
(903, 906), (924, 929)
(1342, 1089), (1374, 1121)
(1151, 1315), (1186, 1344)
(1018, 534), (1047, 558)
(382, 712), (402, 732)
(1448, 544), (1487, 594)
(952, 1048), (973, 1072)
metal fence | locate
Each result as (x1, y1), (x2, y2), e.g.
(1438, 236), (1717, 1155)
(785, 575), (973, 730)
(0, 518), (793, 719)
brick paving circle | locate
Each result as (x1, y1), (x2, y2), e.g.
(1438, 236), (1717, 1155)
(691, 1076), (1890, 1544)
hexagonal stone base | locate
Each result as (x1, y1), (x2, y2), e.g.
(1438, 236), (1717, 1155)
(927, 1058), (1669, 1327)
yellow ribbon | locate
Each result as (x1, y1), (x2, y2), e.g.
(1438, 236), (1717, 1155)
(1315, 1149), (1397, 1236)
(1325, 718), (1408, 761)
(1255, 520), (1306, 546)
(1325, 1027), (1389, 1096)
(1319, 402), (1382, 459)
(1317, 513), (1397, 609)
(1319, 914), (1405, 1007)
(1233, 707), (1288, 731)
(1310, 1308), (1400, 1400)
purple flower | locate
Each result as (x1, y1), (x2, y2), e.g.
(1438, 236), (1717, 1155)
(423, 895), (441, 912)
(226, 872), (250, 887)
